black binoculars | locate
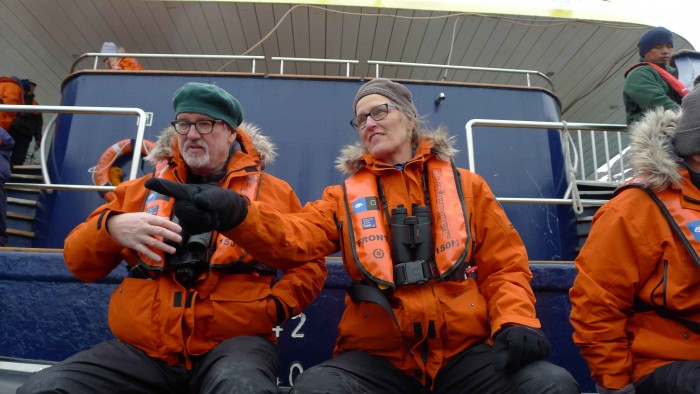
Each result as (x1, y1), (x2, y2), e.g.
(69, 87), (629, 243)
(166, 230), (213, 287)
(390, 204), (434, 265)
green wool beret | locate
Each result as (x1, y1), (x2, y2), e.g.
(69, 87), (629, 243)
(172, 82), (243, 128)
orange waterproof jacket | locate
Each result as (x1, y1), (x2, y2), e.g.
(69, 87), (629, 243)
(0, 77), (25, 130)
(230, 130), (540, 384)
(112, 57), (144, 70)
(64, 124), (326, 369)
(569, 109), (700, 390)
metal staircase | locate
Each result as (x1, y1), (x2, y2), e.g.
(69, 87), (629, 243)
(6, 165), (42, 247)
(574, 182), (618, 254)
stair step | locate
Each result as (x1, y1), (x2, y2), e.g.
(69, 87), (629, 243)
(7, 197), (38, 207)
(7, 211), (34, 221)
(7, 228), (35, 238)
(12, 164), (41, 171)
(10, 173), (43, 181)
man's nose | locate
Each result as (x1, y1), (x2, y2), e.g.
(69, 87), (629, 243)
(186, 125), (202, 138)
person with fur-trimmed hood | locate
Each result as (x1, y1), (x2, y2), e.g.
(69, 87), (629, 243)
(570, 87), (700, 394)
(147, 79), (579, 393)
(19, 82), (326, 393)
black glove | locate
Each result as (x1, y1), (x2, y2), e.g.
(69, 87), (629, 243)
(492, 325), (551, 372)
(145, 178), (248, 234)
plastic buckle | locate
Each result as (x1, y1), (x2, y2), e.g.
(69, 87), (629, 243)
(395, 260), (430, 285)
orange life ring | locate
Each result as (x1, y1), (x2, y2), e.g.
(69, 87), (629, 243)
(91, 138), (155, 202)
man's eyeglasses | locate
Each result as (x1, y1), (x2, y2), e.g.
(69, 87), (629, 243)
(350, 103), (397, 130)
(170, 119), (224, 135)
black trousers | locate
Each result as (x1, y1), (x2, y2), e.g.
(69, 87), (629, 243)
(635, 360), (700, 394)
(17, 336), (280, 394)
(290, 344), (580, 394)
(8, 130), (32, 166)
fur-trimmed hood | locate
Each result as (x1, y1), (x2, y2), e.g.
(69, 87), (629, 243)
(628, 107), (683, 190)
(334, 127), (458, 175)
(145, 121), (277, 167)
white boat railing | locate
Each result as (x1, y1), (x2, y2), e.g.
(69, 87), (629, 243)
(271, 57), (359, 77)
(69, 53), (554, 90)
(0, 104), (148, 193)
(368, 60), (554, 90)
(465, 119), (628, 211)
(71, 53), (265, 73)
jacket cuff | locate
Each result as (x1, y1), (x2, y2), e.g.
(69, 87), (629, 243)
(272, 297), (288, 325)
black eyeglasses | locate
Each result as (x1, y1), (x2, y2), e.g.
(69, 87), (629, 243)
(170, 119), (224, 135)
(350, 103), (397, 130)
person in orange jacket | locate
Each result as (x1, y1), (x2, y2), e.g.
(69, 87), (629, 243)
(101, 41), (144, 71)
(147, 79), (579, 393)
(570, 87), (700, 393)
(0, 76), (25, 131)
(18, 82), (326, 393)
(8, 79), (43, 166)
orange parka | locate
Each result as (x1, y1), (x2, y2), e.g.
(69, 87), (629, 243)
(64, 123), (327, 369)
(0, 77), (25, 130)
(109, 56), (144, 70)
(229, 129), (541, 385)
(569, 108), (700, 390)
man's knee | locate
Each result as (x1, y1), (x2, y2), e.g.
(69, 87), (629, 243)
(203, 366), (279, 394)
(17, 366), (80, 394)
(290, 366), (339, 394)
(513, 361), (580, 394)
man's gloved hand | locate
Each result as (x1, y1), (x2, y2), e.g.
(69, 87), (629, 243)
(595, 383), (635, 394)
(145, 178), (248, 234)
(492, 325), (551, 372)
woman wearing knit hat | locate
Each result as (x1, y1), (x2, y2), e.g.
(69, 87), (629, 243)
(147, 78), (580, 393)
(570, 87), (700, 394)
(100, 41), (144, 71)
(623, 26), (689, 125)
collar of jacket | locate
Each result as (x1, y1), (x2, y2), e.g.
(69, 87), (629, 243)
(629, 107), (684, 191)
(334, 127), (459, 176)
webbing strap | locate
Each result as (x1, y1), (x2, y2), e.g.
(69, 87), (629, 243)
(347, 281), (413, 356)
(634, 298), (700, 334)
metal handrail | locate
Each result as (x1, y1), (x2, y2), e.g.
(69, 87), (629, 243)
(0, 104), (148, 191)
(271, 57), (359, 77)
(465, 119), (627, 207)
(368, 60), (554, 91)
(70, 53), (265, 73)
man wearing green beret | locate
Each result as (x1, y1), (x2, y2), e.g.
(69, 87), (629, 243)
(19, 82), (327, 393)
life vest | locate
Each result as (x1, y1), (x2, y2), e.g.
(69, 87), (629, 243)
(341, 158), (472, 289)
(625, 62), (690, 98)
(134, 161), (264, 275)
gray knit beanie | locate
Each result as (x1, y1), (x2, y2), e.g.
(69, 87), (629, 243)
(353, 78), (418, 117)
(673, 87), (700, 157)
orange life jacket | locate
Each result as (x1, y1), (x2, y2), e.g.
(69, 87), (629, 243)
(135, 161), (264, 275)
(341, 158), (472, 288)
